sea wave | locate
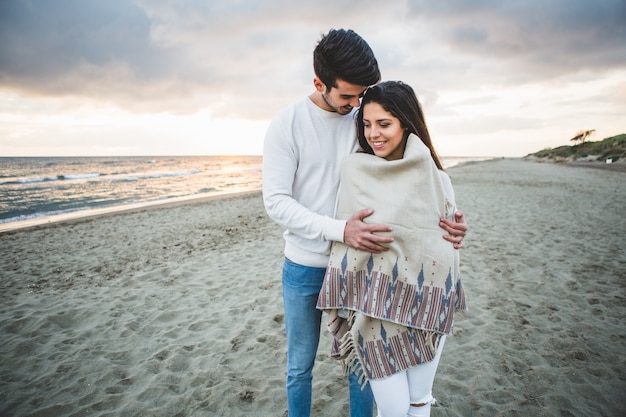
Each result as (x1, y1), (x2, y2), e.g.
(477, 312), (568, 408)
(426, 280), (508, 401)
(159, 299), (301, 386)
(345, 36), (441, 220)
(1, 173), (101, 185)
(1, 169), (201, 186)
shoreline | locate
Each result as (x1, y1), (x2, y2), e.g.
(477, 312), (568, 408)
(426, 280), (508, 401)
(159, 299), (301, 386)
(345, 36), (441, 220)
(4, 156), (623, 234)
(0, 189), (262, 234)
(0, 156), (626, 234)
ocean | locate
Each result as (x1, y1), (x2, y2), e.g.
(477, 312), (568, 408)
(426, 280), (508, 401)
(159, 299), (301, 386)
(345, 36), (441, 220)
(0, 156), (263, 225)
(0, 155), (488, 227)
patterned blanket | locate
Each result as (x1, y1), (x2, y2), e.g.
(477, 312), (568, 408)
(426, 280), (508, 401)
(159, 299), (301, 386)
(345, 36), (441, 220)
(317, 134), (467, 381)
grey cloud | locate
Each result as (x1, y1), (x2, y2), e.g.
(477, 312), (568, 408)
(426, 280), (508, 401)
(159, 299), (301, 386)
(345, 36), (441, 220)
(1, 0), (624, 119)
(406, 0), (626, 80)
(0, 0), (347, 115)
(0, 0), (209, 113)
(0, 0), (167, 78)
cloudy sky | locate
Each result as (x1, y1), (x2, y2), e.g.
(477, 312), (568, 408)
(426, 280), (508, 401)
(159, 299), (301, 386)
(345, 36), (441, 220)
(1, 0), (624, 157)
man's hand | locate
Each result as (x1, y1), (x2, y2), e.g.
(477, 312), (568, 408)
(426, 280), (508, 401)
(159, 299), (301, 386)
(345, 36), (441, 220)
(439, 210), (468, 249)
(344, 209), (394, 253)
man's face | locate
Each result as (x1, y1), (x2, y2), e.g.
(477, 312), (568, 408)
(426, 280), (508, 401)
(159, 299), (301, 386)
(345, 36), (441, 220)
(318, 79), (368, 115)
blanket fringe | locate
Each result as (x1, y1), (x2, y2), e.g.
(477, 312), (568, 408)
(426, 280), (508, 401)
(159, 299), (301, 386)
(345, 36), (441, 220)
(334, 311), (368, 389)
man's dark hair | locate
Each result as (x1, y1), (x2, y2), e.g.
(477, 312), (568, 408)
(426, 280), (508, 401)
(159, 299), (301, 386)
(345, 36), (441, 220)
(313, 29), (380, 89)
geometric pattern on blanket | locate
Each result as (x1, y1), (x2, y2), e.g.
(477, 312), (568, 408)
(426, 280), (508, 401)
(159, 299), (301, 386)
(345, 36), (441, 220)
(329, 310), (443, 381)
(319, 248), (466, 335)
(320, 248), (466, 380)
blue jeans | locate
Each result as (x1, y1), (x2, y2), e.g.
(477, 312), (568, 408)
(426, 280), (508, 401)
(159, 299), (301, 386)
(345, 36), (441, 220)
(282, 257), (374, 417)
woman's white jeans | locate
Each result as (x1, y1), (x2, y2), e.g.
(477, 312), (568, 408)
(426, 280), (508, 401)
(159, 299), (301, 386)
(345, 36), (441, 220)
(369, 335), (446, 417)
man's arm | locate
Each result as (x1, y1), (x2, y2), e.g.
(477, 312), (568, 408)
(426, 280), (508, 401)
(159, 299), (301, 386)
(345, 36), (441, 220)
(262, 109), (348, 244)
(345, 209), (468, 252)
(439, 210), (467, 249)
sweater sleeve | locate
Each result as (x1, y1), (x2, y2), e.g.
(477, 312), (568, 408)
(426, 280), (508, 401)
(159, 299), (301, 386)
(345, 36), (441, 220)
(262, 112), (347, 244)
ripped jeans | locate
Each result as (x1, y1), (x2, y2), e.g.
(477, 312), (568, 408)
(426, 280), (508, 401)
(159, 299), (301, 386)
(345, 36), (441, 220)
(369, 336), (446, 417)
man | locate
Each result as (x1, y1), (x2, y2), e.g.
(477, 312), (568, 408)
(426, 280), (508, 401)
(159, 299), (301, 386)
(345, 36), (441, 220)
(262, 28), (467, 417)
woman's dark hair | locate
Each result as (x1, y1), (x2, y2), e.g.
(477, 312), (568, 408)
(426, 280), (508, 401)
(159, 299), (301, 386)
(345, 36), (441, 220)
(313, 29), (380, 89)
(356, 81), (444, 170)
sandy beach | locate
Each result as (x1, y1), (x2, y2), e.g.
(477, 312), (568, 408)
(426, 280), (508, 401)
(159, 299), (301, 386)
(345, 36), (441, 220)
(1, 158), (625, 417)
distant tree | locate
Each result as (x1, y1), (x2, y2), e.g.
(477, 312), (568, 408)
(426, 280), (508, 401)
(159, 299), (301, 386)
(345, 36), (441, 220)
(570, 129), (596, 144)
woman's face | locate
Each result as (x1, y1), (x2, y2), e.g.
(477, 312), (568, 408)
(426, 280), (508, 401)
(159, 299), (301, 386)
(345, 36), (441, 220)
(362, 102), (406, 161)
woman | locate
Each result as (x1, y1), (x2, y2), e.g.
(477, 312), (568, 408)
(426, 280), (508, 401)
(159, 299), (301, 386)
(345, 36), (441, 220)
(317, 81), (467, 417)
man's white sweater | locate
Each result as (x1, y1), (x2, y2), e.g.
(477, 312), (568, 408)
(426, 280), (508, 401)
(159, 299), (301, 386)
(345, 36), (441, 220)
(262, 97), (359, 268)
